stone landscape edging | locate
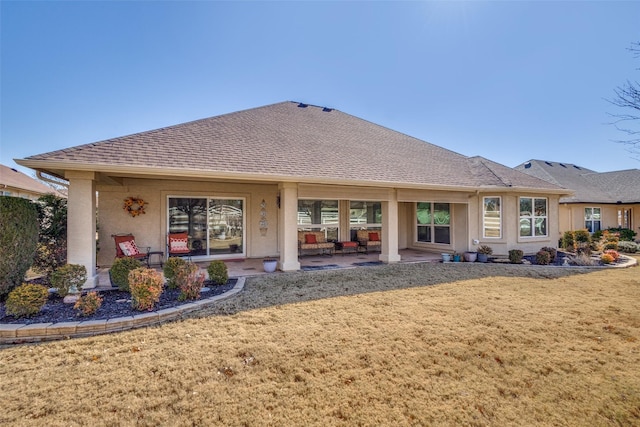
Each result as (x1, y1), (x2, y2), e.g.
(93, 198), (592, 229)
(0, 277), (245, 345)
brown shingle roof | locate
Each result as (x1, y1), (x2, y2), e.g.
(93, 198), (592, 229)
(0, 164), (61, 196)
(515, 159), (640, 203)
(21, 102), (564, 191)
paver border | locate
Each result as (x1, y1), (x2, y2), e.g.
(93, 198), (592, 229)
(0, 277), (245, 344)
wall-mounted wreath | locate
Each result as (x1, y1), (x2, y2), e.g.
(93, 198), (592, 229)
(123, 197), (147, 217)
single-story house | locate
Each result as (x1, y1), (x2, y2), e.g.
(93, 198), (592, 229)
(0, 163), (65, 200)
(16, 101), (569, 288)
(515, 159), (640, 237)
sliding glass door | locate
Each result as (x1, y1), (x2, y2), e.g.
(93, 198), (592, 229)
(168, 197), (245, 257)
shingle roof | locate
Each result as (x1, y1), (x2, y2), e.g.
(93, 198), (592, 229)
(515, 159), (640, 203)
(0, 164), (61, 196)
(20, 101), (564, 192)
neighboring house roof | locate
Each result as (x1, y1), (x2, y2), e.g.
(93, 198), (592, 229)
(17, 101), (565, 193)
(0, 163), (62, 197)
(515, 159), (640, 203)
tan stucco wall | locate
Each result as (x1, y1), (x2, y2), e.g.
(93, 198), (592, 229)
(96, 177), (566, 266)
(97, 178), (279, 267)
(559, 203), (640, 237)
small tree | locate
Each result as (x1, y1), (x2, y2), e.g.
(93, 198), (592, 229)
(50, 264), (87, 297)
(34, 194), (68, 277)
(0, 196), (39, 297)
(609, 42), (640, 160)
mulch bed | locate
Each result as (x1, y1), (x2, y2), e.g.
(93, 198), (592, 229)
(0, 279), (237, 325)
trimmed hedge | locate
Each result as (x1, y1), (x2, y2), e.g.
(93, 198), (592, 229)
(0, 196), (39, 297)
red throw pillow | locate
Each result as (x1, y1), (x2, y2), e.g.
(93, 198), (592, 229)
(368, 232), (380, 242)
(305, 234), (317, 244)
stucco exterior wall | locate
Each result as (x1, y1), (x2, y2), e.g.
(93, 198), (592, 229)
(559, 203), (640, 238)
(97, 178), (279, 267)
(468, 193), (561, 256)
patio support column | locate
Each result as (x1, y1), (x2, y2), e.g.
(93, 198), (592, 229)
(65, 171), (98, 289)
(380, 189), (401, 263)
(278, 182), (301, 271)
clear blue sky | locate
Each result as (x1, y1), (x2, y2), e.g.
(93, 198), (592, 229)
(2, 1), (639, 177)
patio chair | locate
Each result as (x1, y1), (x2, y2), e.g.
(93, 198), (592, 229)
(112, 234), (150, 265)
(168, 232), (193, 260)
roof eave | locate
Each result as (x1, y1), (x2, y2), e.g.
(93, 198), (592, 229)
(15, 159), (569, 194)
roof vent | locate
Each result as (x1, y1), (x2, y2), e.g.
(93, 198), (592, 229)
(297, 103), (308, 108)
(322, 107), (333, 112)
(545, 161), (553, 167)
(573, 165), (581, 170)
(524, 162), (531, 169)
(559, 163), (567, 168)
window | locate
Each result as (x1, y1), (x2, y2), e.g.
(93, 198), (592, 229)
(483, 197), (501, 238)
(416, 202), (450, 244)
(350, 201), (382, 230)
(168, 197), (244, 257)
(519, 197), (547, 237)
(298, 200), (339, 241)
(618, 208), (632, 229)
(585, 207), (602, 233)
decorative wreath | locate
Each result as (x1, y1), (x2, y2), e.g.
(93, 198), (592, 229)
(123, 197), (147, 217)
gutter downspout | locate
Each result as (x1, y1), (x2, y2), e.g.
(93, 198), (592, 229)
(37, 171), (69, 189)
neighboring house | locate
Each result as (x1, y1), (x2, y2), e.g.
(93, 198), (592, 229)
(515, 159), (640, 237)
(0, 163), (65, 200)
(16, 101), (569, 287)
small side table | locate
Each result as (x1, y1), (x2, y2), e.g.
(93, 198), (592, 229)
(336, 241), (359, 256)
(147, 251), (164, 268)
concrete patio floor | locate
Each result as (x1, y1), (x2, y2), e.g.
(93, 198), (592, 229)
(97, 249), (443, 287)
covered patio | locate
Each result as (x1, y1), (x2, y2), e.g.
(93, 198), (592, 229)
(95, 249), (443, 287)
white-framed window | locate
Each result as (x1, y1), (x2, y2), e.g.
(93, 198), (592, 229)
(585, 207), (602, 232)
(483, 197), (501, 238)
(416, 202), (450, 244)
(519, 197), (547, 237)
(298, 199), (339, 241)
(617, 208), (632, 229)
(168, 196), (245, 257)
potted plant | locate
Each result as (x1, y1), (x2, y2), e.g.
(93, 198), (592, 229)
(441, 253), (451, 263)
(452, 252), (461, 262)
(477, 245), (493, 262)
(263, 258), (278, 273)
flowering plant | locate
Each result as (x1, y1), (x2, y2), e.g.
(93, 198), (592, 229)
(123, 197), (147, 217)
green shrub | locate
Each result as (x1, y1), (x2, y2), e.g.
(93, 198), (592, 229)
(574, 229), (591, 244)
(207, 260), (228, 286)
(605, 227), (637, 242)
(0, 196), (39, 297)
(163, 257), (187, 290)
(74, 291), (103, 317)
(561, 231), (575, 251)
(508, 249), (523, 264)
(5, 283), (49, 318)
(128, 268), (164, 311)
(110, 257), (143, 292)
(176, 262), (205, 301)
(50, 264), (87, 297)
(617, 241), (639, 253)
(603, 241), (619, 251)
(535, 250), (551, 265)
(540, 247), (557, 262)
(33, 194), (67, 277)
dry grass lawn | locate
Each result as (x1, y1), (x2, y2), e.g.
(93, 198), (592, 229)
(1, 259), (639, 426)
